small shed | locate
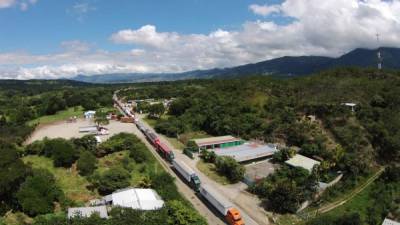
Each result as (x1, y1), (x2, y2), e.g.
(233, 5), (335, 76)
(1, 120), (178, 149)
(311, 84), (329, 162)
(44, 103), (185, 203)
(84, 111), (96, 119)
(285, 154), (320, 173)
(67, 206), (108, 219)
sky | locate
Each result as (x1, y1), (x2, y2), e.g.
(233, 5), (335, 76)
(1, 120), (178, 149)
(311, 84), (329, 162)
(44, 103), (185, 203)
(0, 0), (400, 79)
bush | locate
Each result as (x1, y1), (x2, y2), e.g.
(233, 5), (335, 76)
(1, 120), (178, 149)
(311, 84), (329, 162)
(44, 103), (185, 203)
(166, 200), (207, 225)
(215, 156), (245, 183)
(42, 138), (78, 167)
(77, 151), (97, 176)
(72, 135), (97, 154)
(16, 169), (63, 216)
(95, 167), (131, 195)
(25, 140), (46, 155)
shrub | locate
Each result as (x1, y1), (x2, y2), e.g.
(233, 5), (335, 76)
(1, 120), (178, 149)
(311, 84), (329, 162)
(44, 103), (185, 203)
(95, 167), (131, 195)
(215, 156), (245, 183)
(77, 151), (97, 176)
(16, 169), (63, 216)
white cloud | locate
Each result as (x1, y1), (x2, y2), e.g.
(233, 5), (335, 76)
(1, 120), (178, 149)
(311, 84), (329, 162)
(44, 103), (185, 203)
(1, 0), (400, 79)
(249, 4), (281, 16)
(67, 1), (96, 21)
(0, 0), (36, 10)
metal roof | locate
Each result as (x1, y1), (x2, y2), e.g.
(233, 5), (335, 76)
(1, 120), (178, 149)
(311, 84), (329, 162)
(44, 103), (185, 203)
(214, 143), (278, 162)
(68, 206), (108, 219)
(383, 219), (400, 225)
(104, 188), (164, 210)
(192, 136), (241, 147)
(285, 154), (320, 172)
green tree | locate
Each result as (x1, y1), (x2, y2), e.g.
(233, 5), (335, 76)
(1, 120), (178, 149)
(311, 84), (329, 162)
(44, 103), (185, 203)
(95, 167), (131, 195)
(72, 135), (98, 154)
(77, 151), (97, 176)
(95, 110), (109, 127)
(167, 200), (207, 225)
(148, 103), (165, 119)
(50, 139), (78, 168)
(45, 96), (66, 115)
(0, 142), (29, 212)
(215, 156), (245, 183)
(81, 98), (98, 111)
(17, 169), (63, 216)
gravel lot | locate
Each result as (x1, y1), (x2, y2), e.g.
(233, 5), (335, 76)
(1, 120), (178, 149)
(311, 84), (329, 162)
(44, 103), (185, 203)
(26, 119), (134, 144)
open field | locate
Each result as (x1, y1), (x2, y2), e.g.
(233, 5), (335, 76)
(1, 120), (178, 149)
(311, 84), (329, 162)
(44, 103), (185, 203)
(22, 156), (97, 204)
(27, 106), (84, 126)
(26, 119), (135, 144)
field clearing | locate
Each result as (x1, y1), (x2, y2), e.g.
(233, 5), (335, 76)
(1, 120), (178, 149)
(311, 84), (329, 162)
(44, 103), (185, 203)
(22, 156), (97, 204)
(27, 106), (84, 126)
(95, 150), (163, 186)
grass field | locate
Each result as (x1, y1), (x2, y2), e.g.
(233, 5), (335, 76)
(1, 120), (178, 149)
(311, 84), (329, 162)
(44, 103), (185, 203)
(95, 150), (163, 186)
(196, 160), (231, 185)
(22, 155), (97, 204)
(28, 106), (84, 126)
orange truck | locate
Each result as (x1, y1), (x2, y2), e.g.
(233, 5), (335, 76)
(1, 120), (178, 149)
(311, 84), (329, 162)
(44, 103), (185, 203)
(200, 184), (245, 225)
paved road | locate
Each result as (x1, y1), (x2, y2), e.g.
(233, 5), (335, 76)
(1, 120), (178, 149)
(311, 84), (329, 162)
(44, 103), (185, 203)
(137, 114), (268, 225)
(114, 102), (226, 225)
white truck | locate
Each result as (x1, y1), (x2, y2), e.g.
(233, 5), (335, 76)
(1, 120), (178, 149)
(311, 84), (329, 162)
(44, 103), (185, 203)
(199, 185), (245, 225)
(172, 160), (201, 191)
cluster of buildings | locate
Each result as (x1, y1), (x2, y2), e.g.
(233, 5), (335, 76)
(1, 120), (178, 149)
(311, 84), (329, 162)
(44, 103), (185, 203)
(68, 188), (164, 219)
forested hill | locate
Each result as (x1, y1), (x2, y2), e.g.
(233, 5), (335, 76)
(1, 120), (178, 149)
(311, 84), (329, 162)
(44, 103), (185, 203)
(71, 47), (400, 83)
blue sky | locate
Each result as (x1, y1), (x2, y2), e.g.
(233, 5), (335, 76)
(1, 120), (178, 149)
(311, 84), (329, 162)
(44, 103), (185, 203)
(0, 0), (399, 79)
(0, 0), (283, 53)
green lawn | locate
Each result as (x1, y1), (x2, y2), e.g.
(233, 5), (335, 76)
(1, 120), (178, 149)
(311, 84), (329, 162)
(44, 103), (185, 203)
(196, 160), (231, 185)
(22, 156), (97, 205)
(28, 106), (84, 126)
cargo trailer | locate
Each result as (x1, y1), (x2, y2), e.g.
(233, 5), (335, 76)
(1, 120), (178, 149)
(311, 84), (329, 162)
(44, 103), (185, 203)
(172, 160), (201, 191)
(200, 185), (244, 225)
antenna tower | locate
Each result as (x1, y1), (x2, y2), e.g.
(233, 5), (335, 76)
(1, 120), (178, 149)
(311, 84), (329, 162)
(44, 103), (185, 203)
(376, 33), (382, 70)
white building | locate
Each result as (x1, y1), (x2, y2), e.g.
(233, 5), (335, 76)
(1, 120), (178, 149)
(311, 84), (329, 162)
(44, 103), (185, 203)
(382, 218), (400, 225)
(285, 154), (321, 173)
(103, 188), (164, 210)
(68, 206), (108, 219)
(84, 111), (96, 119)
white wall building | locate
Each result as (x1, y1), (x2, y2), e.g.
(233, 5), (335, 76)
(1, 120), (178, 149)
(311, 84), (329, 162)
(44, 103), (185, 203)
(103, 188), (164, 210)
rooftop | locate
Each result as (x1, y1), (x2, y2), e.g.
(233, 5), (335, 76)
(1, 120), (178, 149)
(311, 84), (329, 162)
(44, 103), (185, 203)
(382, 218), (400, 225)
(192, 135), (241, 147)
(285, 154), (321, 172)
(214, 143), (278, 162)
(67, 206), (108, 219)
(103, 188), (164, 210)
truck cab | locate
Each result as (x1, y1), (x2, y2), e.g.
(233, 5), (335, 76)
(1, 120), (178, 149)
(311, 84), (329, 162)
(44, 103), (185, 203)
(167, 151), (175, 162)
(190, 175), (201, 192)
(225, 208), (245, 225)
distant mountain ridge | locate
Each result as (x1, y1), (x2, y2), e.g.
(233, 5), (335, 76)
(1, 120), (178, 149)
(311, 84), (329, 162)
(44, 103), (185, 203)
(71, 47), (400, 83)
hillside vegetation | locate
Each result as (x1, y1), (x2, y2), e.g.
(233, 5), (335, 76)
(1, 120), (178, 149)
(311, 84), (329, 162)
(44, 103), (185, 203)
(120, 67), (400, 223)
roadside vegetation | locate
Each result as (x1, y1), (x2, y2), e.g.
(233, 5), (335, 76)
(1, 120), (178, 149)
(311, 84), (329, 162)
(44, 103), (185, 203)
(118, 68), (400, 223)
(0, 81), (205, 225)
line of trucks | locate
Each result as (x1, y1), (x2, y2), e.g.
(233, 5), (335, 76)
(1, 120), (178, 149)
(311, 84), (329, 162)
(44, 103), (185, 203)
(115, 98), (245, 225)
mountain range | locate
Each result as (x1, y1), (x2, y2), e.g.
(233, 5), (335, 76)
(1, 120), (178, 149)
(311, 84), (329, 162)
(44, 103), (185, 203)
(72, 47), (400, 83)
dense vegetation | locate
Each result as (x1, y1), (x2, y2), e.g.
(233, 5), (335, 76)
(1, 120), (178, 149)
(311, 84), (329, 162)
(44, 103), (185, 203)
(119, 67), (400, 222)
(0, 81), (205, 225)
